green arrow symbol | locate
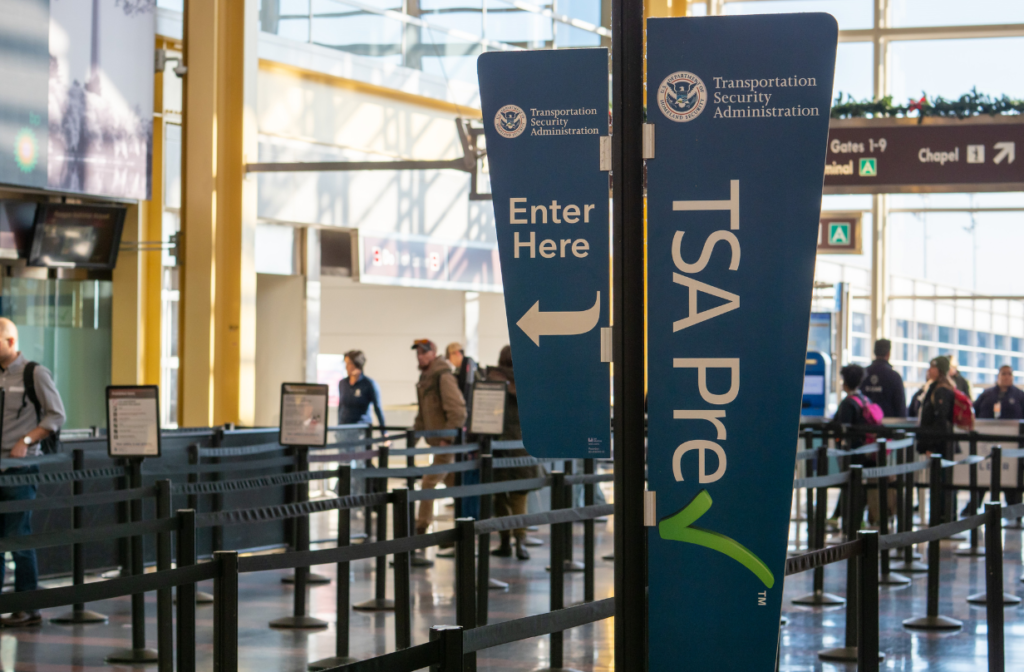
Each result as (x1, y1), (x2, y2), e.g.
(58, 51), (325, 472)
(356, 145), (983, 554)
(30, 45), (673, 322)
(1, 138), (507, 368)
(658, 489), (775, 589)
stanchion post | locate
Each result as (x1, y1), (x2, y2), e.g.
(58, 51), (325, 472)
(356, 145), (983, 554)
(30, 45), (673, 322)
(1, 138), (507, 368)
(803, 430), (815, 552)
(793, 439), (844, 606)
(985, 502), (1006, 672)
(877, 440), (909, 585)
(819, 465), (862, 662)
(213, 551), (239, 672)
(353, 444), (395, 611)
(405, 429), (417, 522)
(892, 445), (927, 573)
(430, 625), (465, 672)
(903, 455), (962, 630)
(185, 443), (214, 604)
(212, 428), (225, 554)
(107, 458), (159, 664)
(990, 445), (1003, 506)
(584, 458), (595, 602)
(549, 471), (566, 670)
(959, 433), (986, 557)
(857, 531), (880, 672)
(176, 509), (197, 672)
(156, 480), (174, 672)
(393, 488), (413, 650)
(51, 448), (108, 624)
(455, 518), (477, 672)
(476, 451), (494, 624)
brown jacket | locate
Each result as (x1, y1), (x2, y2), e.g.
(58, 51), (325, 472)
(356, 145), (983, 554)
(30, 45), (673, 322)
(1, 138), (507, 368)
(487, 365), (540, 483)
(413, 357), (467, 445)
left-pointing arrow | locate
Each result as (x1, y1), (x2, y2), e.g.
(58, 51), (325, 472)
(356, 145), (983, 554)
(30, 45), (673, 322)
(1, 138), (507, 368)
(517, 292), (601, 346)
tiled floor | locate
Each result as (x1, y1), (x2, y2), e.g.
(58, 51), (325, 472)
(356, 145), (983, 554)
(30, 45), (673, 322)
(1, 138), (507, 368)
(1, 502), (1023, 671)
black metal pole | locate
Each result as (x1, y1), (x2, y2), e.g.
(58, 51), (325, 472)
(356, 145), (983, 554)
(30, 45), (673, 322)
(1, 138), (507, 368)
(892, 446), (927, 573)
(212, 428), (225, 555)
(985, 502), (1006, 672)
(959, 433), (985, 557)
(431, 625), (465, 672)
(803, 430), (816, 552)
(455, 518), (477, 672)
(877, 440), (909, 585)
(213, 551), (239, 672)
(818, 465), (862, 662)
(176, 509), (197, 672)
(856, 531), (881, 672)
(106, 458), (159, 663)
(51, 448), (108, 624)
(793, 442), (844, 606)
(968, 447), (1020, 606)
(156, 480), (174, 672)
(393, 488), (412, 649)
(353, 442), (394, 611)
(584, 458), (595, 602)
(991, 445), (1003, 506)
(549, 472), (566, 670)
(903, 455), (961, 630)
(611, 0), (647, 664)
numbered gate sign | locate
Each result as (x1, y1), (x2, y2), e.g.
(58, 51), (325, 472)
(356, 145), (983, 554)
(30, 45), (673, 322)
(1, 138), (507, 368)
(106, 386), (161, 458)
(469, 380), (508, 436)
(279, 383), (329, 447)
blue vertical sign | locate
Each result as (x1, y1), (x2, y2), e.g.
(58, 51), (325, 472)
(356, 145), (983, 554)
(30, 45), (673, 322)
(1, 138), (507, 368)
(646, 15), (836, 670)
(478, 49), (610, 459)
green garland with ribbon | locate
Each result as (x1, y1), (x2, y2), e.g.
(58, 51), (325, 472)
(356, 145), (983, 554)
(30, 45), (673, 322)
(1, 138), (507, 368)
(831, 88), (1024, 122)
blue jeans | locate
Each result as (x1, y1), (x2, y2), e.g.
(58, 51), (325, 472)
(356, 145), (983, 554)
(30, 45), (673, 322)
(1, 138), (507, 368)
(0, 466), (39, 593)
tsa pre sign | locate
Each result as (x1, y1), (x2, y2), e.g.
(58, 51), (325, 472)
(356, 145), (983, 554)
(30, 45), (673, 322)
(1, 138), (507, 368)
(646, 15), (836, 671)
(478, 49), (610, 459)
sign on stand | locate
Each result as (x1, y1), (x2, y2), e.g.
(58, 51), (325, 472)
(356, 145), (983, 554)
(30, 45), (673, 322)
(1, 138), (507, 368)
(106, 386), (161, 458)
(477, 48), (611, 459)
(279, 383), (329, 447)
(646, 14), (837, 671)
(469, 381), (508, 436)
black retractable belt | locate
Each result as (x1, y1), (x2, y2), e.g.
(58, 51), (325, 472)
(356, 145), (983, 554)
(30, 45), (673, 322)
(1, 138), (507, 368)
(270, 446), (329, 629)
(106, 458), (160, 664)
(793, 436), (845, 607)
(903, 455), (963, 630)
(876, 440), (910, 585)
(985, 502), (1006, 672)
(967, 447), (1021, 606)
(50, 448), (108, 624)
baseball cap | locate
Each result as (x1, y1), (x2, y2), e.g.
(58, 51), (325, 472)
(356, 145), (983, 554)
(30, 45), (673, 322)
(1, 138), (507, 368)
(411, 339), (436, 353)
(930, 355), (950, 376)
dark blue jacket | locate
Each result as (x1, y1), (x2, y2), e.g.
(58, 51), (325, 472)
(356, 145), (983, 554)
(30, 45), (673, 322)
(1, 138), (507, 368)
(974, 385), (1024, 420)
(859, 359), (907, 418)
(339, 374), (386, 427)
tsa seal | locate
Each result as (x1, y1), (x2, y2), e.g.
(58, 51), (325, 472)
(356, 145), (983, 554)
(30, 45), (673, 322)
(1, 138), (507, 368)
(657, 71), (706, 123)
(494, 104), (527, 138)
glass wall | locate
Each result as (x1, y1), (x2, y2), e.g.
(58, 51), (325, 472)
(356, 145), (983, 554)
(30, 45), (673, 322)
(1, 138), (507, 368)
(0, 277), (112, 429)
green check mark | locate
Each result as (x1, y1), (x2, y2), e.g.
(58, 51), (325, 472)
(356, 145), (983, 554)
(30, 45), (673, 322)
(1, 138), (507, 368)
(658, 489), (775, 589)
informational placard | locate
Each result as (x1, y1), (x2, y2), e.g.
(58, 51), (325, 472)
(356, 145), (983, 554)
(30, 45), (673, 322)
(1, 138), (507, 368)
(107, 386), (161, 458)
(477, 48), (611, 459)
(469, 381), (508, 435)
(823, 118), (1023, 193)
(646, 14), (837, 671)
(279, 383), (329, 447)
(817, 212), (861, 254)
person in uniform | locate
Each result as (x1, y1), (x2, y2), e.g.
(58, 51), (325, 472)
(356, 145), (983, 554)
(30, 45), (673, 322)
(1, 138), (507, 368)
(0, 318), (66, 627)
(974, 365), (1024, 420)
(860, 338), (906, 418)
(337, 350), (386, 430)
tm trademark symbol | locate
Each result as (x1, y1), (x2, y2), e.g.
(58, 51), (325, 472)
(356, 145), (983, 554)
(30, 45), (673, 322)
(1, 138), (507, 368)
(757, 591), (767, 607)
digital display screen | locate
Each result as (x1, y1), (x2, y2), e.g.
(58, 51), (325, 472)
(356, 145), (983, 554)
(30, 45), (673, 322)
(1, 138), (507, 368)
(28, 204), (125, 270)
(803, 375), (825, 396)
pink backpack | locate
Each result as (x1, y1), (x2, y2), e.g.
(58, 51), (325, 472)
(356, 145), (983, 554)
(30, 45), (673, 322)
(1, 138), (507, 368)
(850, 392), (884, 445)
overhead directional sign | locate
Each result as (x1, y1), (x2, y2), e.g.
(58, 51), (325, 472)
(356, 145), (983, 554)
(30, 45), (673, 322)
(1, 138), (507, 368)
(818, 211), (862, 254)
(824, 117), (1024, 193)
(478, 48), (610, 459)
(647, 14), (837, 671)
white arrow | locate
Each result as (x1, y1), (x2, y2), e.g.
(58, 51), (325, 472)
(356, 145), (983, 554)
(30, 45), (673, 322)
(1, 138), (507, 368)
(994, 141), (1015, 165)
(517, 292), (601, 346)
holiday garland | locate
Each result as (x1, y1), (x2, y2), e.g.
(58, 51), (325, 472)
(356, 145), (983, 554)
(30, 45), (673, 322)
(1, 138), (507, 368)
(831, 89), (1024, 122)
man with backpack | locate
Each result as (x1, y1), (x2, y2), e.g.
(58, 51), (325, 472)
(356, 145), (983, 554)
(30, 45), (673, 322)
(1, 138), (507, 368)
(411, 339), (467, 535)
(0, 318), (66, 627)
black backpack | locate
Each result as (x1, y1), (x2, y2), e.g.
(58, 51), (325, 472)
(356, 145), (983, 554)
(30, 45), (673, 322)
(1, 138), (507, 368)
(21, 362), (61, 454)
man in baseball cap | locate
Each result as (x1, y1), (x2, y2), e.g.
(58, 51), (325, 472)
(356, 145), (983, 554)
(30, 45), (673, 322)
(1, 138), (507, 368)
(411, 339), (437, 354)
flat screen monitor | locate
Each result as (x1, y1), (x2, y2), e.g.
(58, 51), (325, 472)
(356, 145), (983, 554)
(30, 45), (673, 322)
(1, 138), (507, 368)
(0, 201), (39, 260)
(28, 204), (126, 270)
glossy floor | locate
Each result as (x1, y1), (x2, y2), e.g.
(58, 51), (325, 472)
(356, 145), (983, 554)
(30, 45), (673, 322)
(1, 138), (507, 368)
(1, 510), (1023, 671)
